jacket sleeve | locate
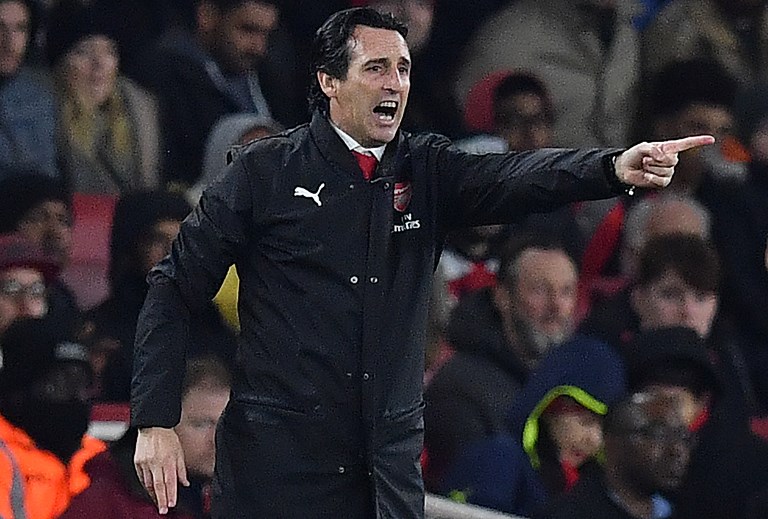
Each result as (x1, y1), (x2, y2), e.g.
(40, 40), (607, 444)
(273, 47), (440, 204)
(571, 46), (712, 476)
(430, 136), (625, 230)
(131, 155), (257, 428)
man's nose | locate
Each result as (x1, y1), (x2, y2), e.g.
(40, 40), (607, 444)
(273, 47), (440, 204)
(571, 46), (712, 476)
(383, 69), (406, 92)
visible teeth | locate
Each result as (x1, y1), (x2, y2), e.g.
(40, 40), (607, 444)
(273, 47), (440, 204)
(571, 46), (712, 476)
(379, 101), (397, 108)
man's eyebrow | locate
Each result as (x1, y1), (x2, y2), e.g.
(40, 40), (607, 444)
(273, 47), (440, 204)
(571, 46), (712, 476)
(363, 57), (391, 67)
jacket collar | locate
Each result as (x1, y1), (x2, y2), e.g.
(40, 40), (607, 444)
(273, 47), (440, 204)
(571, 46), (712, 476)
(309, 111), (410, 181)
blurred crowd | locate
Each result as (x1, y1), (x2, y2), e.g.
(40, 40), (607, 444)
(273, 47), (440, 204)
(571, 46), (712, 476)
(1, 0), (768, 517)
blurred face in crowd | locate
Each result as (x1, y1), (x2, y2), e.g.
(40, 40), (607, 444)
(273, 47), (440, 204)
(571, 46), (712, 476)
(16, 200), (73, 267)
(614, 396), (693, 494)
(675, 103), (734, 143)
(60, 35), (119, 108)
(139, 219), (181, 274)
(496, 91), (554, 151)
(664, 103), (734, 192)
(632, 269), (718, 339)
(199, 0), (278, 75)
(175, 382), (230, 477)
(0, 267), (46, 335)
(545, 407), (603, 468)
(319, 25), (411, 147)
(369, 0), (434, 53)
(502, 248), (578, 345)
(0, 0), (29, 77)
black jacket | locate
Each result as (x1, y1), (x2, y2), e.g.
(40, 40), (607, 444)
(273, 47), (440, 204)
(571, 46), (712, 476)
(534, 473), (666, 519)
(131, 112), (622, 518)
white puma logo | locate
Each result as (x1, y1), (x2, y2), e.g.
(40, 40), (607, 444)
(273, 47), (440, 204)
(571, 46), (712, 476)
(294, 183), (325, 207)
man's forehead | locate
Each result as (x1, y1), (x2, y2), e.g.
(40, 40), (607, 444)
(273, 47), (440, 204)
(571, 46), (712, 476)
(349, 25), (410, 62)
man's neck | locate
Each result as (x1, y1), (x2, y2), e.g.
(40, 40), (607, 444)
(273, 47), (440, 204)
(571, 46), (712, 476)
(329, 120), (387, 161)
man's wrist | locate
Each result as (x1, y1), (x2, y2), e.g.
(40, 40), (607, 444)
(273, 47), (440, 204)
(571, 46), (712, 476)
(606, 153), (635, 196)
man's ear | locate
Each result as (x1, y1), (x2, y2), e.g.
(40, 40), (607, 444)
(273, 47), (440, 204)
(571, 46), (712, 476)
(196, 1), (219, 34)
(317, 71), (338, 99)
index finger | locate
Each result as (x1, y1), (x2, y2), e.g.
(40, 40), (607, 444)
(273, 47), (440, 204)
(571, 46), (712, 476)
(659, 135), (716, 154)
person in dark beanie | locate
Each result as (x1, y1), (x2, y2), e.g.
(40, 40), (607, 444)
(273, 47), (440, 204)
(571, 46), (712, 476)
(0, 170), (72, 265)
(0, 317), (107, 519)
(45, 0), (161, 194)
(80, 190), (236, 401)
(625, 327), (768, 519)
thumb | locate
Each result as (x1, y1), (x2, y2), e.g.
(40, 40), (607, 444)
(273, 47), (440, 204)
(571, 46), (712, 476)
(177, 448), (190, 487)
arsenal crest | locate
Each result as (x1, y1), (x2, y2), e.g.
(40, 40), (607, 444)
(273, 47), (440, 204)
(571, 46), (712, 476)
(393, 182), (413, 212)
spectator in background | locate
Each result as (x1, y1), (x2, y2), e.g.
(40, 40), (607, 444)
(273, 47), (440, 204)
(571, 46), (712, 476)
(61, 354), (231, 518)
(0, 233), (58, 341)
(424, 235), (580, 491)
(642, 0), (768, 86)
(80, 191), (236, 401)
(578, 192), (712, 320)
(0, 0), (58, 178)
(440, 337), (625, 517)
(455, 0), (639, 148)
(619, 194), (711, 280)
(0, 318), (106, 519)
(0, 172), (80, 335)
(138, 0), (303, 188)
(535, 390), (693, 519)
(645, 59), (745, 193)
(582, 234), (758, 416)
(461, 70), (555, 153)
(624, 327), (768, 519)
(190, 112), (282, 205)
(46, 1), (161, 195)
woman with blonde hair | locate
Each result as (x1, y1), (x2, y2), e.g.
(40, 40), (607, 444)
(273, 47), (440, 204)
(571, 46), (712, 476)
(46, 1), (161, 194)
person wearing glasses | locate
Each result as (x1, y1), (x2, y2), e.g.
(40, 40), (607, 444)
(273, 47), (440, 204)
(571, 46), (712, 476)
(535, 389), (694, 519)
(0, 233), (57, 341)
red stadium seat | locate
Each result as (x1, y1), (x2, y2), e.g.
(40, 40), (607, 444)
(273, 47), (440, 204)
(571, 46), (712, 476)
(59, 193), (117, 310)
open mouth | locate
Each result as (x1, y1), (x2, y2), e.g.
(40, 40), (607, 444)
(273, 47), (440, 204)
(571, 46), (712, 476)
(373, 100), (398, 122)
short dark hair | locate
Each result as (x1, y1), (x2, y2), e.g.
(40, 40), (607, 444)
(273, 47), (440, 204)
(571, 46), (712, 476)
(308, 7), (407, 116)
(636, 234), (719, 293)
(493, 72), (554, 128)
(496, 233), (576, 288)
(650, 59), (737, 117)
